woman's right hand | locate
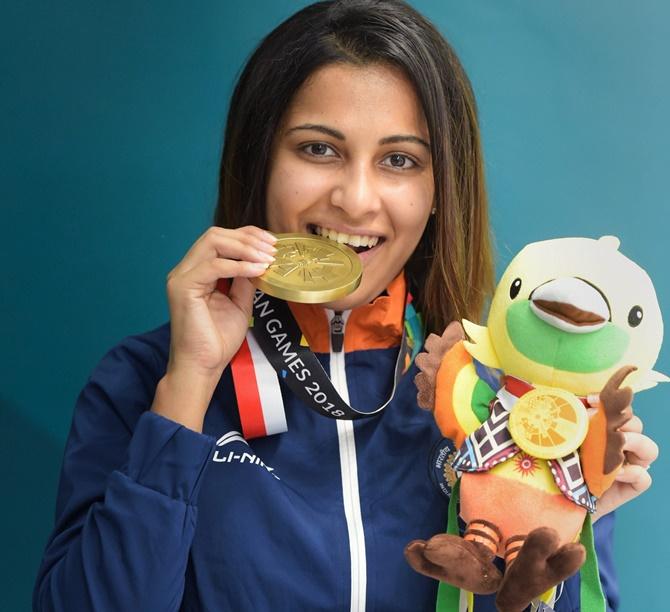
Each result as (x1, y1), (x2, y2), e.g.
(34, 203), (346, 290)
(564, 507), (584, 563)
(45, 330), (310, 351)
(151, 225), (277, 431)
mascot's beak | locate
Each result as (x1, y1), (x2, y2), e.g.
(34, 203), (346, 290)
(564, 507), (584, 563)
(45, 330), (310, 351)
(529, 277), (610, 334)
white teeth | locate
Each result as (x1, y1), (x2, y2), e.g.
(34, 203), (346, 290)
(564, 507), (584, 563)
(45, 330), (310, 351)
(311, 225), (381, 249)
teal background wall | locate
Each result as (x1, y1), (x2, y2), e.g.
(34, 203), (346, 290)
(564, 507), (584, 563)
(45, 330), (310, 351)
(2, 1), (667, 609)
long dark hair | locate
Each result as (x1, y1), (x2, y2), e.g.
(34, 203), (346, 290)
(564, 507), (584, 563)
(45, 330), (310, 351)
(213, 0), (494, 333)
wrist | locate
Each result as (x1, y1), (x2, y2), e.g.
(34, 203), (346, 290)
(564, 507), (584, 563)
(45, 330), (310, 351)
(151, 368), (223, 433)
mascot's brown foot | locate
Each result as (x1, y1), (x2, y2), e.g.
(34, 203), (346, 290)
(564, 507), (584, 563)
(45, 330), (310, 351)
(495, 527), (586, 612)
(405, 534), (502, 594)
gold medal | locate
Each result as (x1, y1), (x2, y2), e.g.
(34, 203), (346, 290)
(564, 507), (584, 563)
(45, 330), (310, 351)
(251, 233), (362, 303)
(508, 387), (589, 460)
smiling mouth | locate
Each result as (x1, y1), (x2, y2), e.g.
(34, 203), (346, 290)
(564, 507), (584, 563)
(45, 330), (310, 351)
(307, 223), (384, 254)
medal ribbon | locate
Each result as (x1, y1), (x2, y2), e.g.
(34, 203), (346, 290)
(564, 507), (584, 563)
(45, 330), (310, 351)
(230, 329), (288, 439)
(234, 289), (421, 433)
(504, 375), (591, 408)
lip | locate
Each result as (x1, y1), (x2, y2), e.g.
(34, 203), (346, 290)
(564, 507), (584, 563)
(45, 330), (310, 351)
(355, 239), (383, 264)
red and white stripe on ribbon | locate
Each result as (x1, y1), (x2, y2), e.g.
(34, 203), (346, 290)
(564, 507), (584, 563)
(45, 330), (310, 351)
(230, 331), (288, 439)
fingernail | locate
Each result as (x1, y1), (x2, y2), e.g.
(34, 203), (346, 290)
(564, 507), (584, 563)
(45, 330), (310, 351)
(263, 231), (277, 243)
(257, 241), (278, 255)
(257, 250), (275, 263)
(251, 262), (270, 270)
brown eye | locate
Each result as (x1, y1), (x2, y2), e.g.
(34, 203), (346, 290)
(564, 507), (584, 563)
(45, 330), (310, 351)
(510, 278), (522, 299)
(628, 306), (643, 327)
(301, 142), (337, 158)
(308, 143), (329, 155)
(382, 153), (416, 169)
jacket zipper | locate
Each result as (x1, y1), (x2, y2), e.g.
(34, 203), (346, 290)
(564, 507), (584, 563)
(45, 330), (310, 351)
(328, 310), (366, 612)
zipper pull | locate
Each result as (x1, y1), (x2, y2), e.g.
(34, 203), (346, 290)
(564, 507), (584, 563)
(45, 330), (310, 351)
(330, 311), (344, 353)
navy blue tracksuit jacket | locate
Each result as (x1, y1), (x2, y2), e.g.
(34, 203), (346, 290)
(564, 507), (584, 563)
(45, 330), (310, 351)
(33, 283), (618, 611)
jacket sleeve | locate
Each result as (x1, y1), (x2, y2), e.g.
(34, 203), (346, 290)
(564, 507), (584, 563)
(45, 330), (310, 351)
(33, 337), (216, 612)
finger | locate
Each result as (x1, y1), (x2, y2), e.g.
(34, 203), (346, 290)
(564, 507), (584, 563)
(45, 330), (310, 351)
(205, 224), (276, 246)
(202, 227), (276, 261)
(208, 277), (256, 336)
(202, 258), (270, 282)
(622, 432), (659, 467)
(170, 258), (269, 299)
(620, 414), (643, 434)
(228, 277), (256, 315)
(173, 227), (276, 276)
(237, 224), (277, 245)
(614, 463), (653, 493)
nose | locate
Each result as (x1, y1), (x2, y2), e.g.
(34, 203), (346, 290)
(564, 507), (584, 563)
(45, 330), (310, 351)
(329, 160), (382, 220)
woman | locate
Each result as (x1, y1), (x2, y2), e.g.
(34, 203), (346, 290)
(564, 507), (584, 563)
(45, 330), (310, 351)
(33, 1), (656, 610)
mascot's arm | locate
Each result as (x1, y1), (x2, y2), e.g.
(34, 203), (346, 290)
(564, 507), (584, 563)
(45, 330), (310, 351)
(580, 366), (635, 498)
(434, 340), (496, 448)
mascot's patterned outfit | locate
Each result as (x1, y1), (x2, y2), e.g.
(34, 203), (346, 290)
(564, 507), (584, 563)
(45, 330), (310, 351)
(452, 370), (596, 547)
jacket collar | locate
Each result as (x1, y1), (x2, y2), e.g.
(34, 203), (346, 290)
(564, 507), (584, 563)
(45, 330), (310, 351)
(288, 273), (406, 353)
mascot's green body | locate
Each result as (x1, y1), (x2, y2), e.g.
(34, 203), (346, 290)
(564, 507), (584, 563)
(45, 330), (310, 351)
(406, 236), (666, 612)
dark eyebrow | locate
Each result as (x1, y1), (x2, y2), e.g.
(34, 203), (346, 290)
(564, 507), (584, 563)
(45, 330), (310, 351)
(286, 124), (345, 140)
(286, 124), (430, 150)
(379, 134), (430, 151)
(379, 134), (430, 150)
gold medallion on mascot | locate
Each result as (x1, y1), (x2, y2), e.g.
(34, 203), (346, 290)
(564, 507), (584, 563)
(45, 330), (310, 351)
(251, 233), (362, 304)
(508, 387), (589, 459)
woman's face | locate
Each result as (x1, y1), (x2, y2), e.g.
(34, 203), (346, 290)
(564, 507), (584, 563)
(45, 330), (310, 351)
(265, 62), (434, 311)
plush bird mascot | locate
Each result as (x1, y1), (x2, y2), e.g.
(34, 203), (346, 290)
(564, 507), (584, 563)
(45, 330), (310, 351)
(405, 236), (666, 612)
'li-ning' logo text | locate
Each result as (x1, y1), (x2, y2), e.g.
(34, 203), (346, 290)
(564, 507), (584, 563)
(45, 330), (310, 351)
(212, 431), (280, 480)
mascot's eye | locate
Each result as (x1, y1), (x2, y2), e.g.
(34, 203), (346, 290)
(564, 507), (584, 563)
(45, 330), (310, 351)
(628, 305), (643, 327)
(510, 278), (522, 299)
